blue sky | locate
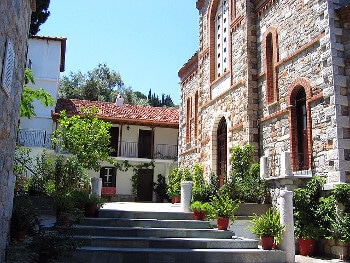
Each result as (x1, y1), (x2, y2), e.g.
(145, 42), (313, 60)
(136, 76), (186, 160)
(39, 1), (199, 104)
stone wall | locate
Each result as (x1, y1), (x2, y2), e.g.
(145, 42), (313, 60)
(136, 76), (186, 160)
(0, 0), (33, 261)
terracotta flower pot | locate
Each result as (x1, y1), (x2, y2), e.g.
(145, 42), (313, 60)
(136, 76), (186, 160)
(261, 236), (274, 250)
(193, 209), (206, 220)
(14, 230), (26, 242)
(299, 238), (316, 256)
(84, 203), (98, 217)
(156, 195), (163, 203)
(217, 217), (229, 230)
(171, 196), (180, 204)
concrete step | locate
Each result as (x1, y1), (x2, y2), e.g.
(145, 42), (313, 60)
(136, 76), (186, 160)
(79, 217), (211, 229)
(69, 225), (234, 239)
(70, 247), (286, 263)
(73, 236), (258, 249)
(99, 209), (193, 220)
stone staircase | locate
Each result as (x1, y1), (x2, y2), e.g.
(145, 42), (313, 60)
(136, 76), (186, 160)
(66, 205), (286, 263)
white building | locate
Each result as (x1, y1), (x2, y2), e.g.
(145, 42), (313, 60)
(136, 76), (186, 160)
(18, 35), (66, 148)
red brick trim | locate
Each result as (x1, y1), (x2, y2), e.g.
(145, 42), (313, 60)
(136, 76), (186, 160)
(254, 0), (276, 16)
(178, 52), (198, 81)
(263, 26), (278, 103)
(179, 146), (198, 156)
(230, 15), (244, 32)
(230, 0), (236, 20)
(200, 78), (245, 111)
(200, 135), (210, 144)
(286, 77), (313, 171)
(196, 0), (205, 10)
(229, 122), (243, 131)
(275, 32), (325, 68)
(259, 108), (289, 123)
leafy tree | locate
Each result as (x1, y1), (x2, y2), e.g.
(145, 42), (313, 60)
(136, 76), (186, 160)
(52, 106), (113, 171)
(20, 68), (55, 118)
(59, 63), (124, 102)
(229, 144), (267, 203)
(30, 0), (50, 35)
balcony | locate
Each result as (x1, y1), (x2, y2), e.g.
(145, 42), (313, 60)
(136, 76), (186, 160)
(119, 141), (178, 160)
(17, 129), (52, 149)
(16, 129), (178, 160)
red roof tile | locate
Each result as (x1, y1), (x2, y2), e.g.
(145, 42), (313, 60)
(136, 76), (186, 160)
(54, 99), (179, 128)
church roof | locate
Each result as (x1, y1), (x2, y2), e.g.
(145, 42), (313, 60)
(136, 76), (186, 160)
(53, 98), (179, 129)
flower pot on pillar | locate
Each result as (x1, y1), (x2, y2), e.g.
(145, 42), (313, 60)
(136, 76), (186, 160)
(261, 236), (274, 250)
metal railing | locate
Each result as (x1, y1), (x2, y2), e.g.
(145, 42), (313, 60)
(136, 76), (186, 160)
(17, 129), (52, 149)
(16, 130), (178, 160)
(119, 141), (178, 160)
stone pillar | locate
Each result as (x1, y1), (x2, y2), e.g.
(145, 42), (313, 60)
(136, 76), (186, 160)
(181, 181), (193, 212)
(281, 152), (293, 176)
(91, 177), (102, 197)
(280, 190), (295, 263)
(260, 156), (268, 178)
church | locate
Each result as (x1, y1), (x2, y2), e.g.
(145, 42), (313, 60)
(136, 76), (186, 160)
(178, 0), (350, 189)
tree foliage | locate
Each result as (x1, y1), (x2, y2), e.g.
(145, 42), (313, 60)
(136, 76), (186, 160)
(59, 63), (124, 102)
(20, 68), (55, 118)
(30, 0), (50, 35)
(147, 89), (174, 107)
(52, 107), (112, 171)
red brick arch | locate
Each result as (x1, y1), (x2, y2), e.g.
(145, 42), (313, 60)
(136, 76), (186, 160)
(286, 77), (313, 171)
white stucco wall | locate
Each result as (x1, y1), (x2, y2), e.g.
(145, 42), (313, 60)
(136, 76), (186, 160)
(19, 37), (64, 135)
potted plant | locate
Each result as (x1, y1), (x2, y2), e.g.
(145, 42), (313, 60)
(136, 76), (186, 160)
(72, 190), (106, 217)
(10, 197), (40, 242)
(190, 201), (212, 220)
(166, 168), (182, 203)
(52, 191), (75, 226)
(153, 174), (167, 203)
(209, 193), (240, 230)
(247, 207), (285, 250)
(28, 229), (80, 263)
(294, 176), (327, 256)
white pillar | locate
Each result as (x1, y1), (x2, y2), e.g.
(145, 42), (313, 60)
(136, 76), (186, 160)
(91, 177), (102, 197)
(280, 190), (295, 263)
(260, 156), (268, 178)
(281, 151), (293, 176)
(181, 181), (193, 212)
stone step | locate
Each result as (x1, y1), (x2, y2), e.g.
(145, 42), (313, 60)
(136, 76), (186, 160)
(74, 236), (258, 249)
(98, 209), (193, 220)
(79, 217), (211, 229)
(70, 247), (286, 263)
(69, 225), (234, 239)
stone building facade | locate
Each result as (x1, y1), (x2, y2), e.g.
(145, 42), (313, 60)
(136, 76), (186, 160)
(178, 0), (350, 189)
(0, 0), (35, 261)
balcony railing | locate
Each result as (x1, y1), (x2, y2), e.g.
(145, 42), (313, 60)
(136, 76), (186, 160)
(16, 130), (178, 160)
(119, 141), (178, 160)
(17, 129), (52, 149)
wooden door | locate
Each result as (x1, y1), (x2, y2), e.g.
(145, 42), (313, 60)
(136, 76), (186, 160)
(109, 127), (119, 157)
(137, 169), (153, 201)
(138, 130), (152, 158)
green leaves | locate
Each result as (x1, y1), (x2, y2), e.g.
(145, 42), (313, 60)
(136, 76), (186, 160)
(248, 208), (285, 243)
(52, 107), (112, 171)
(20, 68), (55, 118)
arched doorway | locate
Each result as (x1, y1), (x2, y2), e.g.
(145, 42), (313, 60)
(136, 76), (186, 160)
(295, 88), (309, 170)
(217, 117), (227, 186)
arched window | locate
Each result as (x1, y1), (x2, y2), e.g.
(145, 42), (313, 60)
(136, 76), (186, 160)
(217, 117), (227, 186)
(295, 88), (309, 170)
(186, 97), (191, 143)
(194, 91), (199, 138)
(287, 78), (312, 171)
(264, 27), (278, 103)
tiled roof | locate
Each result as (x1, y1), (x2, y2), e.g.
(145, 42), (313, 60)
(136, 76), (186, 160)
(53, 98), (179, 128)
